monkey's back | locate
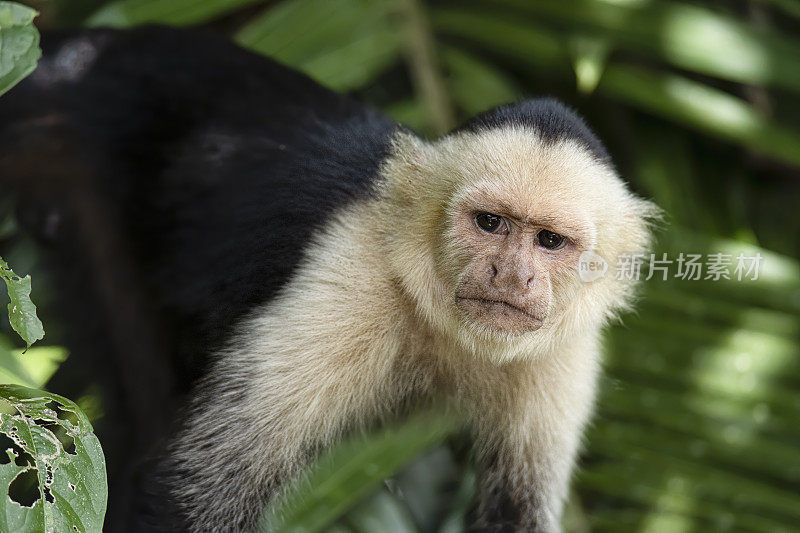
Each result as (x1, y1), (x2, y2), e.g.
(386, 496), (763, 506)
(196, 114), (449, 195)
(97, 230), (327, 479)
(1, 25), (397, 374)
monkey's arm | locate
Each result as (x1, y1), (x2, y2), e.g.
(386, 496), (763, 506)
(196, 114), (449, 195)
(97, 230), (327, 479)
(167, 315), (404, 530)
(465, 338), (601, 532)
(164, 217), (413, 531)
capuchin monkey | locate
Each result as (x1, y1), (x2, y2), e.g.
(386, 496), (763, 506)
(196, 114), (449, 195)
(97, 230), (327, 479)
(0, 26), (656, 532)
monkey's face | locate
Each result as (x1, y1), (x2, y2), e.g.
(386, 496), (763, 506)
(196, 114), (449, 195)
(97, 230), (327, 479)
(444, 163), (594, 337)
(381, 127), (656, 360)
(434, 129), (655, 348)
(450, 207), (582, 334)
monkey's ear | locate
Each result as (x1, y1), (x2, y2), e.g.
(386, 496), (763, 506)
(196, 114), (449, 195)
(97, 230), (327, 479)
(627, 197), (661, 221)
(381, 130), (437, 202)
(620, 196), (663, 255)
(390, 129), (433, 172)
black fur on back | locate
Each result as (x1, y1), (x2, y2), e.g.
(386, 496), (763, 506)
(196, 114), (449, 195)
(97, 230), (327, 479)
(1, 25), (397, 375)
(454, 98), (610, 162)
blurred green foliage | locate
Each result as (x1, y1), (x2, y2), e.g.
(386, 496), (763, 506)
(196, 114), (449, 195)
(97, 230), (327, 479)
(4, 0), (800, 531)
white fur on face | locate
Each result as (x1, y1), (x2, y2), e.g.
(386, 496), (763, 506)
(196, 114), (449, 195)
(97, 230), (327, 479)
(378, 127), (658, 363)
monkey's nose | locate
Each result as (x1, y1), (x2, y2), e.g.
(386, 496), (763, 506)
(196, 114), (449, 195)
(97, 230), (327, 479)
(491, 262), (535, 292)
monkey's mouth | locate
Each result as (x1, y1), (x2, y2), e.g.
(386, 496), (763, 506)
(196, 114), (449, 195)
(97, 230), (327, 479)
(455, 296), (544, 331)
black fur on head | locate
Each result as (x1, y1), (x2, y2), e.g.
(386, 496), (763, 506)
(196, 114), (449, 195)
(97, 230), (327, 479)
(453, 98), (610, 163)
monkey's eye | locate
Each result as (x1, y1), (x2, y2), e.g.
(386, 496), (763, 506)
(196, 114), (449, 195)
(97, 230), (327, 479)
(475, 213), (506, 234)
(537, 229), (566, 250)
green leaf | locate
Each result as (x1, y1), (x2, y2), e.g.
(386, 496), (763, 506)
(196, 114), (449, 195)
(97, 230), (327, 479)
(85, 0), (264, 28)
(575, 225), (800, 531)
(0, 385), (107, 533)
(236, 0), (402, 91)
(340, 489), (417, 533)
(0, 259), (44, 349)
(597, 64), (800, 169)
(0, 2), (41, 98)
(13, 346), (68, 389)
(441, 46), (520, 116)
(497, 0), (800, 93)
(432, 5), (800, 168)
(568, 34), (610, 95)
(0, 335), (67, 389)
(261, 409), (461, 533)
(432, 7), (565, 70)
(631, 126), (711, 231)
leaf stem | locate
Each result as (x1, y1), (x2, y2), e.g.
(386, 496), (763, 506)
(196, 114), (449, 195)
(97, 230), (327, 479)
(395, 0), (455, 135)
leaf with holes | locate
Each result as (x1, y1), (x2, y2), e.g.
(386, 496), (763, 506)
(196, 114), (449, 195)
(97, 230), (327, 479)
(0, 385), (107, 533)
(0, 2), (42, 97)
(0, 258), (44, 349)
